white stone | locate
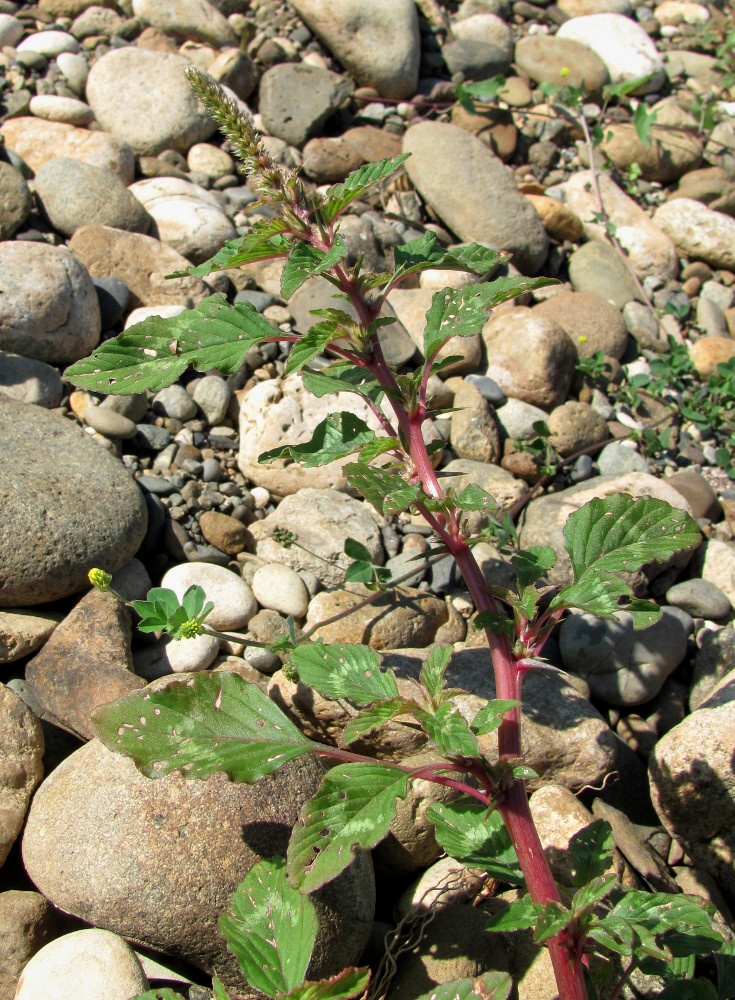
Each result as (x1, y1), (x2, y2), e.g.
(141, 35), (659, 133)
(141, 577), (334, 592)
(161, 562), (258, 631)
(56, 51), (88, 95)
(187, 142), (235, 178)
(557, 13), (665, 94)
(29, 95), (94, 126)
(165, 633), (220, 673)
(699, 539), (735, 611)
(654, 0), (710, 25)
(132, 0), (237, 47)
(252, 563), (310, 618)
(125, 305), (187, 329)
(15, 929), (148, 999)
(652, 198), (735, 271)
(17, 30), (80, 57)
(129, 176), (236, 265)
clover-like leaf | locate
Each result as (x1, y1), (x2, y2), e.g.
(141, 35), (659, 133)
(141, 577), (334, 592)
(219, 858), (318, 999)
(287, 763), (409, 892)
(258, 413), (376, 468)
(65, 295), (279, 394)
(289, 643), (399, 705)
(91, 673), (316, 782)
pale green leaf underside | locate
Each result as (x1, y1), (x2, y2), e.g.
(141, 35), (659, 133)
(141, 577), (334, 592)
(564, 494), (701, 581)
(219, 858), (318, 998)
(64, 295), (278, 394)
(289, 642), (399, 705)
(319, 154), (410, 224)
(287, 763), (409, 892)
(342, 698), (414, 745)
(258, 413), (376, 468)
(281, 236), (348, 300)
(91, 672), (315, 782)
(282, 968), (372, 1000)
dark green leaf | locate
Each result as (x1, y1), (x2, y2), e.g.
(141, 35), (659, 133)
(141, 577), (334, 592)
(393, 231), (505, 280)
(219, 858), (318, 998)
(563, 495), (701, 582)
(485, 896), (538, 931)
(417, 702), (479, 758)
(428, 799), (523, 885)
(413, 972), (512, 1000)
(511, 546), (556, 589)
(344, 538), (373, 563)
(453, 483), (498, 512)
(586, 917), (634, 957)
(658, 982), (719, 1000)
(610, 892), (724, 957)
(289, 643), (399, 705)
(342, 698), (415, 745)
(473, 610), (515, 638)
(319, 155), (410, 224)
(420, 645), (453, 705)
(280, 967), (371, 1000)
(358, 435), (401, 464)
(470, 700), (519, 736)
(285, 321), (343, 375)
(301, 362), (384, 404)
(281, 237), (348, 300)
(258, 412), (376, 468)
(343, 463), (421, 516)
(569, 820), (615, 888)
(167, 224), (292, 277)
(534, 902), (571, 944)
(180, 584), (213, 621)
(716, 939), (735, 999)
(550, 571), (661, 629)
(572, 875), (618, 915)
(287, 762), (409, 892)
(64, 295), (278, 394)
(91, 672), (315, 782)
(456, 75), (508, 104)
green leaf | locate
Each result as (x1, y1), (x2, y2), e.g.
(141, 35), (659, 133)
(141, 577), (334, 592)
(344, 538), (373, 563)
(167, 226), (292, 278)
(511, 546), (556, 589)
(320, 154), (410, 224)
(428, 799), (523, 885)
(285, 321), (343, 375)
(342, 698), (414, 745)
(358, 435), (400, 464)
(473, 610), (515, 639)
(281, 968), (372, 1000)
(456, 75), (509, 105)
(281, 237), (348, 300)
(453, 483), (498, 512)
(287, 762), (409, 892)
(572, 875), (618, 915)
(64, 295), (278, 394)
(485, 895), (538, 931)
(550, 572), (662, 629)
(219, 858), (318, 999)
(393, 231), (505, 280)
(258, 412), (376, 468)
(417, 702), (479, 758)
(569, 820), (615, 888)
(609, 892), (724, 958)
(470, 700), (519, 736)
(420, 645), (453, 705)
(301, 362), (384, 404)
(563, 495), (701, 582)
(602, 75), (655, 100)
(716, 939), (735, 999)
(288, 643), (399, 705)
(658, 982), (719, 1000)
(413, 972), (512, 1000)
(534, 902), (571, 944)
(91, 672), (316, 782)
(212, 978), (232, 1000)
(634, 102), (657, 145)
(586, 917), (635, 957)
(343, 463), (422, 516)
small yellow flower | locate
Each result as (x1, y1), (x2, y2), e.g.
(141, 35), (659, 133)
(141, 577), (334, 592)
(560, 66), (570, 78)
(88, 568), (112, 591)
(578, 335), (588, 344)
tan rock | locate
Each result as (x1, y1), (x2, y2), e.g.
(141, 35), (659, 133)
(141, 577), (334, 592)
(305, 585), (448, 649)
(0, 685), (44, 868)
(689, 336), (735, 377)
(387, 286), (483, 375)
(0, 610), (62, 664)
(0, 117), (133, 183)
(533, 290), (628, 360)
(525, 193), (583, 243)
(199, 511), (254, 557)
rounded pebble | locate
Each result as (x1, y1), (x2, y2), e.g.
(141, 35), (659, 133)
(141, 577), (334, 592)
(252, 563), (311, 618)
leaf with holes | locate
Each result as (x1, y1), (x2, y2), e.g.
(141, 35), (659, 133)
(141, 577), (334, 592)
(549, 571), (662, 629)
(319, 155), (410, 224)
(428, 799), (523, 885)
(90, 672), (316, 782)
(281, 237), (348, 300)
(64, 295), (278, 394)
(287, 763), (409, 892)
(219, 858), (318, 999)
(288, 643), (399, 705)
(393, 231), (506, 281)
(281, 968), (371, 1000)
(416, 702), (479, 758)
(485, 896), (538, 932)
(413, 972), (512, 1000)
(344, 463), (422, 516)
(258, 413), (376, 468)
(285, 321), (343, 375)
(563, 495), (700, 581)
(609, 892), (724, 958)
(452, 483), (497, 512)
